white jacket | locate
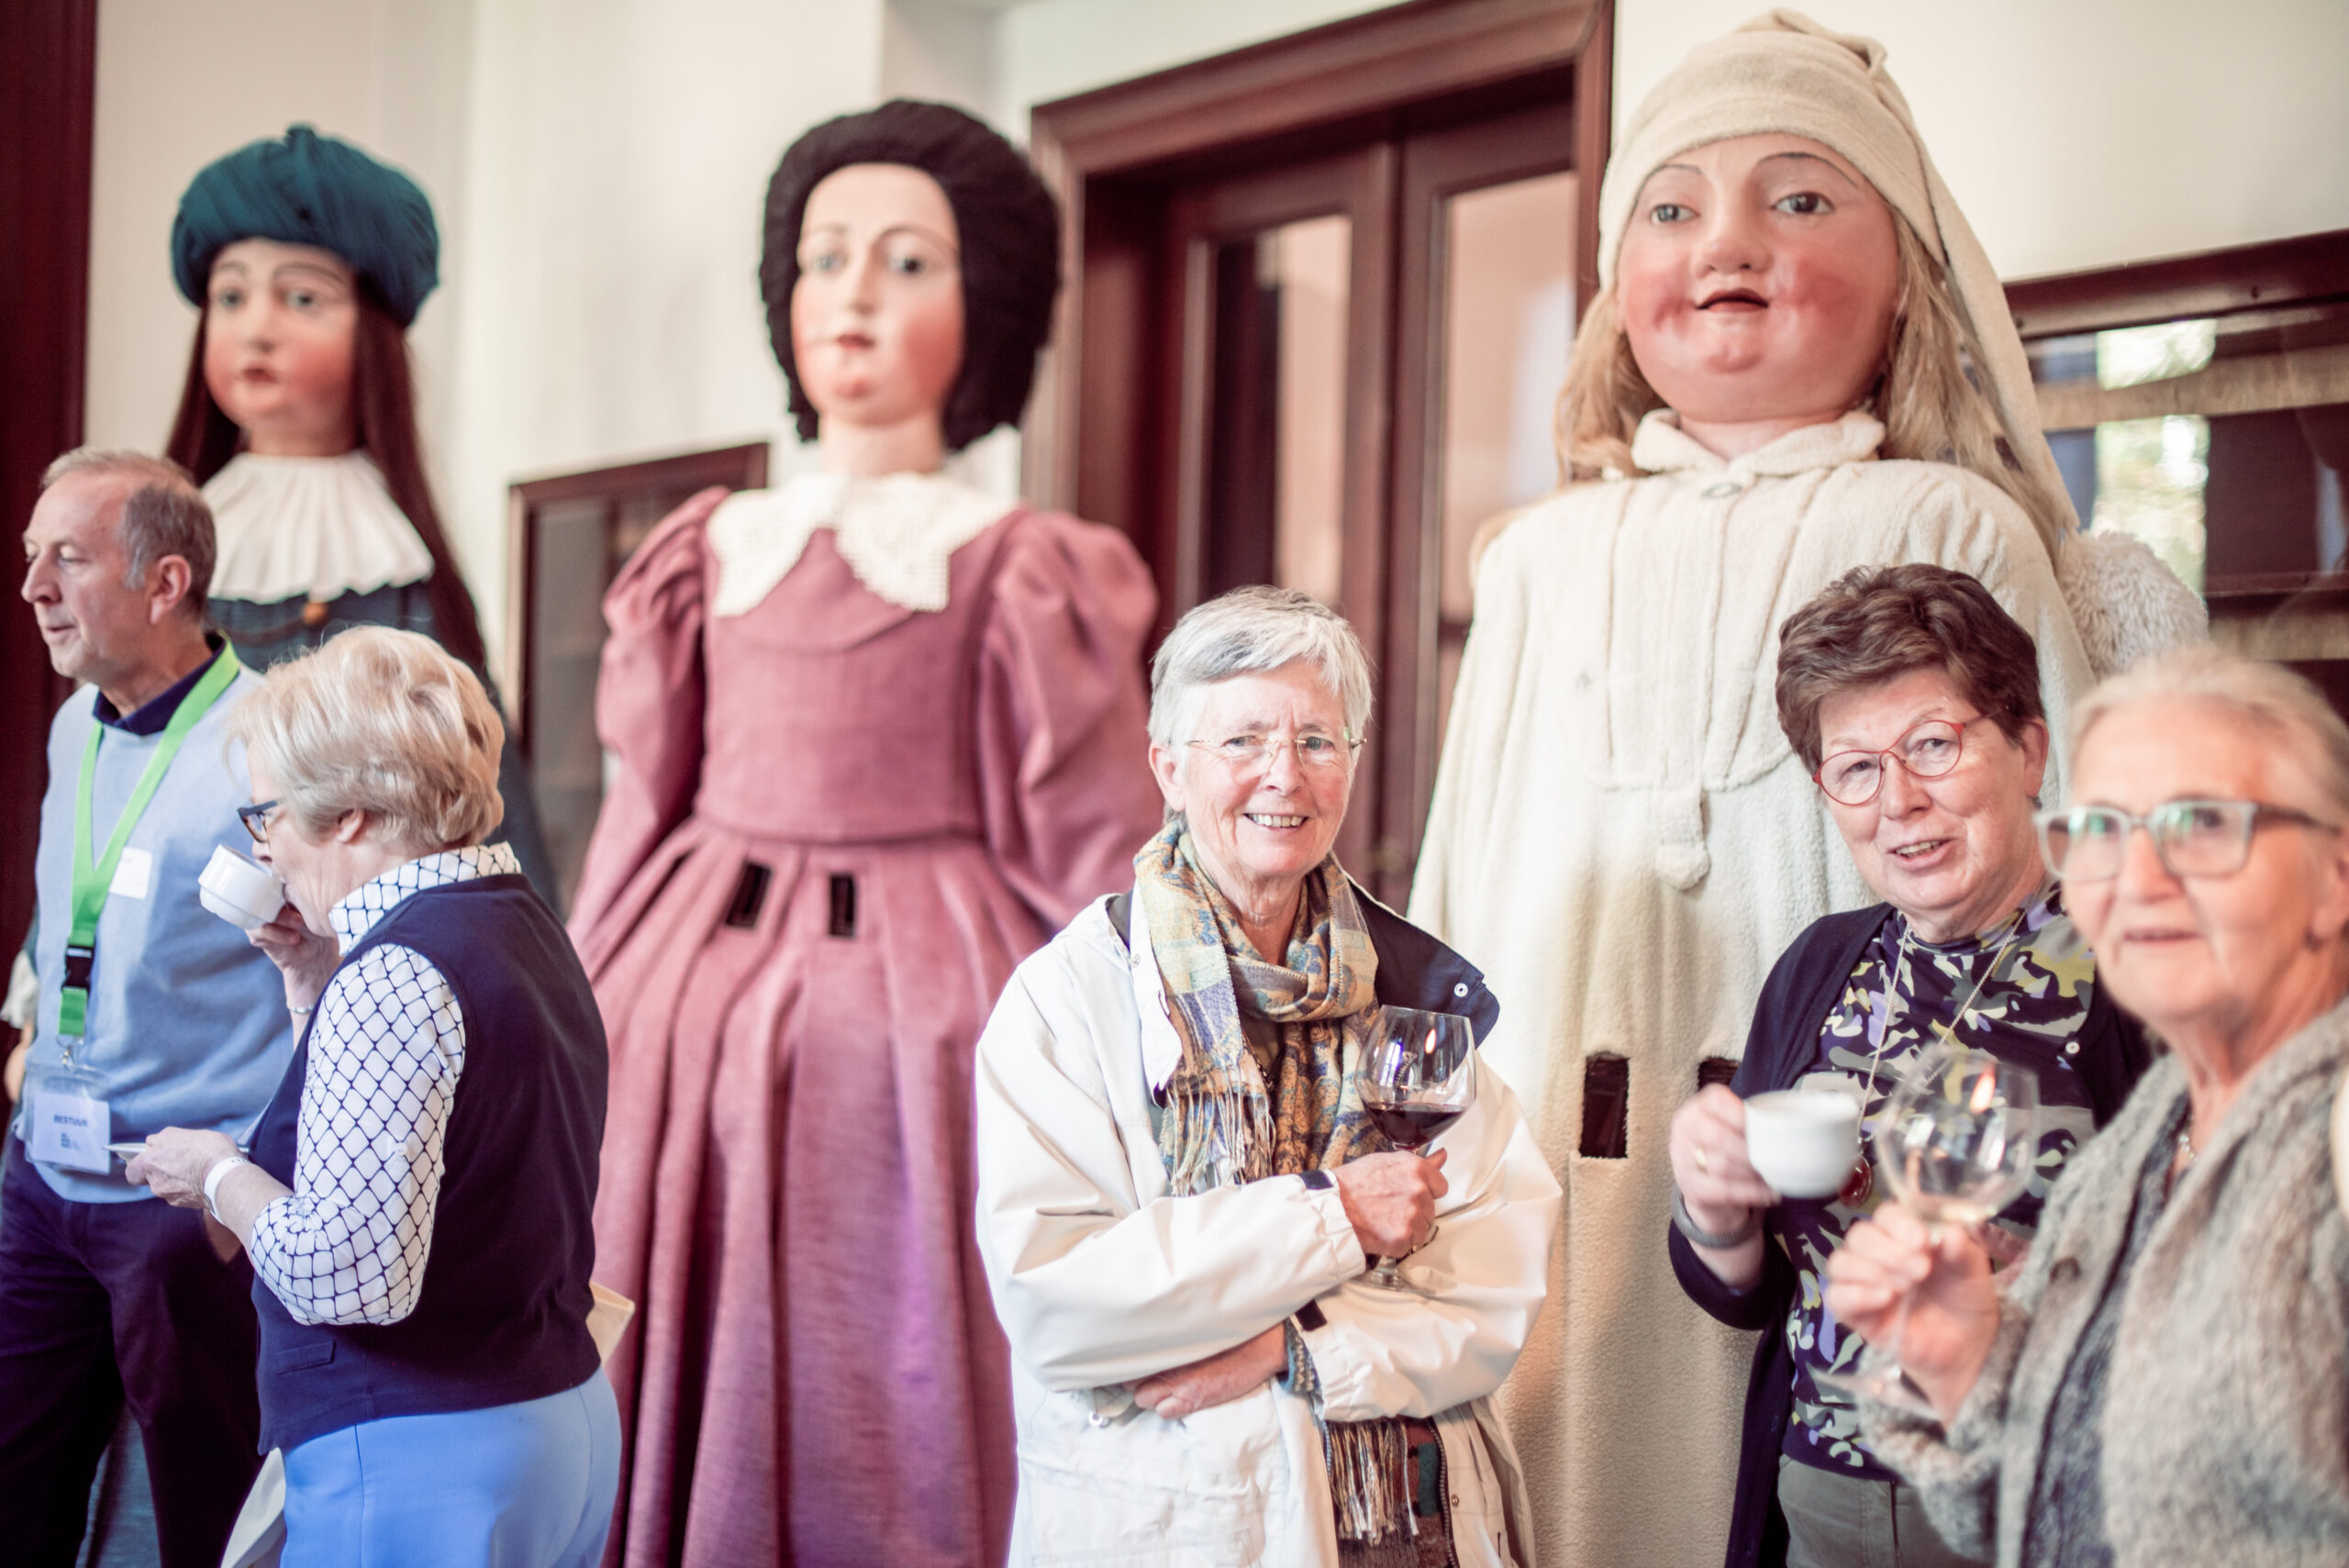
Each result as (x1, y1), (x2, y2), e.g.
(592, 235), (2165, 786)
(975, 892), (1564, 1567)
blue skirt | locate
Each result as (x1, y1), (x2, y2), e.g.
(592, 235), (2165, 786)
(282, 1371), (619, 1568)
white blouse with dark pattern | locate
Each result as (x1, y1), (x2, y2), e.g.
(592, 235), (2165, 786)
(246, 844), (515, 1327)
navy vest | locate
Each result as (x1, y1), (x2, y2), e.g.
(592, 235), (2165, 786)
(249, 873), (606, 1451)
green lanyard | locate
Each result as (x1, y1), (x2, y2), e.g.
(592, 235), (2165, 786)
(58, 644), (243, 1044)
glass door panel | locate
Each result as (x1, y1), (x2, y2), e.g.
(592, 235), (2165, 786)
(1166, 148), (1397, 879)
(1433, 170), (1577, 745)
(1373, 101), (1577, 904)
(1200, 216), (1353, 606)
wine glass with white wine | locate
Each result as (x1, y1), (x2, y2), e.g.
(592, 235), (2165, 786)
(1814, 1040), (2039, 1418)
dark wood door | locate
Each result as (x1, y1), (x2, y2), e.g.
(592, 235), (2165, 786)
(1377, 101), (1578, 897)
(0, 1), (96, 975)
(1031, 0), (1609, 907)
(1156, 147), (1397, 879)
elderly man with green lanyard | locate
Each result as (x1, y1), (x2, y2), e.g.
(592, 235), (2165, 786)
(3, 449), (289, 1568)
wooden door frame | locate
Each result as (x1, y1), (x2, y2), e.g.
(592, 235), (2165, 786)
(2004, 227), (2349, 604)
(1380, 99), (1578, 887)
(1160, 145), (1399, 877)
(1027, 0), (1610, 528)
(1027, 0), (1609, 902)
(0, 0), (97, 969)
(2003, 228), (2349, 341)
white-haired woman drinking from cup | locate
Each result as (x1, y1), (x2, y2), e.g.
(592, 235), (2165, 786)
(1826, 644), (2349, 1565)
(128, 627), (616, 1568)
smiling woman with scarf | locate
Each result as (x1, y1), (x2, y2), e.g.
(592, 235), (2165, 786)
(974, 587), (1561, 1567)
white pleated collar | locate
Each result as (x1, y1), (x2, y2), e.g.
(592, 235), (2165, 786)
(1629, 408), (1887, 481)
(705, 470), (1016, 618)
(203, 451), (434, 605)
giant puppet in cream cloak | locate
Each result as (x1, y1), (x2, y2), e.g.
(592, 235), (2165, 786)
(1408, 14), (2202, 1568)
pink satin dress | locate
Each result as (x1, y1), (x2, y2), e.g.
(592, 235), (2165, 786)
(572, 487), (1163, 1568)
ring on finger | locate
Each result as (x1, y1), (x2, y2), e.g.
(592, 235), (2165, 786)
(1695, 1146), (1711, 1174)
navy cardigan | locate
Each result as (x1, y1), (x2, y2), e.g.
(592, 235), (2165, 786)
(249, 874), (606, 1452)
(1666, 904), (2152, 1568)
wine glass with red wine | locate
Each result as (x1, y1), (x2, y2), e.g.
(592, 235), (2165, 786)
(1355, 1006), (1477, 1290)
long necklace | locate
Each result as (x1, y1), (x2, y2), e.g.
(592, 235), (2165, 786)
(1839, 896), (2039, 1208)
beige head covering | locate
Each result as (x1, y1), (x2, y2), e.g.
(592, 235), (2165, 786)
(1596, 8), (2077, 534)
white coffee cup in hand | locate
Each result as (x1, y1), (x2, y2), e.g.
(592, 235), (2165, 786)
(1742, 1088), (1861, 1199)
(198, 845), (285, 931)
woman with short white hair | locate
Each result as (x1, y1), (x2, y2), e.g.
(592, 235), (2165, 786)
(975, 585), (1561, 1566)
(132, 626), (617, 1568)
(1826, 644), (2349, 1566)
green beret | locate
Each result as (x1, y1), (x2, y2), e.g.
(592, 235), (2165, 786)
(171, 124), (440, 327)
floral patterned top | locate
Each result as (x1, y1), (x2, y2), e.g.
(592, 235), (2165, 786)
(1777, 885), (2100, 1477)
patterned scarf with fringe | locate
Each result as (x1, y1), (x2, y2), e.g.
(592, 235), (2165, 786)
(1134, 820), (1420, 1554)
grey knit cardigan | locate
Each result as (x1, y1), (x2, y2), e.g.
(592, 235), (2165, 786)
(1861, 997), (2349, 1566)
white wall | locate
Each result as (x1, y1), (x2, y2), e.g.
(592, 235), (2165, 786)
(1615, 0), (2349, 280)
(444, 0), (900, 657)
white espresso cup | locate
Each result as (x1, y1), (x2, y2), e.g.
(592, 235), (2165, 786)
(1742, 1088), (1862, 1200)
(198, 844), (285, 931)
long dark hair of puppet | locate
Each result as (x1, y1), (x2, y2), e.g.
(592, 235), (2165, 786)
(164, 281), (489, 673)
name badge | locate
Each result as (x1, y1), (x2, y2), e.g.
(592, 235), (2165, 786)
(27, 1080), (113, 1174)
(107, 846), (152, 901)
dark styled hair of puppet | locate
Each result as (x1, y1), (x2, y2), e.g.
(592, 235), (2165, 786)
(759, 100), (1061, 453)
(163, 125), (487, 673)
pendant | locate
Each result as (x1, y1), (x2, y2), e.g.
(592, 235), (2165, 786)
(1837, 1157), (1875, 1209)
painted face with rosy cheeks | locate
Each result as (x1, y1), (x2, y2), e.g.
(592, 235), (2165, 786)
(1617, 134), (1900, 445)
(1150, 662), (1356, 949)
(2060, 699), (2349, 1048)
(1817, 665), (2050, 944)
(204, 239), (361, 456)
(790, 164), (965, 440)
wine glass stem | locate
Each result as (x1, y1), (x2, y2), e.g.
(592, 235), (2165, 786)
(1880, 1220), (1935, 1380)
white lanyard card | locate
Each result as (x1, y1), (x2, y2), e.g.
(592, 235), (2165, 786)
(24, 1060), (113, 1175)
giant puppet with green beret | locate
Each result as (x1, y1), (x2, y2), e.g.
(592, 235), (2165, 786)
(163, 125), (555, 897)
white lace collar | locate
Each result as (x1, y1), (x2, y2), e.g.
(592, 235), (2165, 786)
(705, 470), (1016, 617)
(328, 843), (520, 953)
(204, 451), (435, 605)
(1629, 408), (1886, 481)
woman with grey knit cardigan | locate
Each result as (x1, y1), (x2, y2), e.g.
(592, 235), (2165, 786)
(1826, 644), (2349, 1567)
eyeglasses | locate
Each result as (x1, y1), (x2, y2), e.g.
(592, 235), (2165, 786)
(1813, 717), (1982, 807)
(2034, 798), (2340, 882)
(237, 800), (280, 844)
(1186, 732), (1361, 775)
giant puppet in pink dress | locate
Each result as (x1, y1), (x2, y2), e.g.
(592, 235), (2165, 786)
(571, 103), (1163, 1568)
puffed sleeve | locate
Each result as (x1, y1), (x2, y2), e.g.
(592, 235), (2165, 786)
(975, 511), (1163, 930)
(569, 486), (724, 940)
